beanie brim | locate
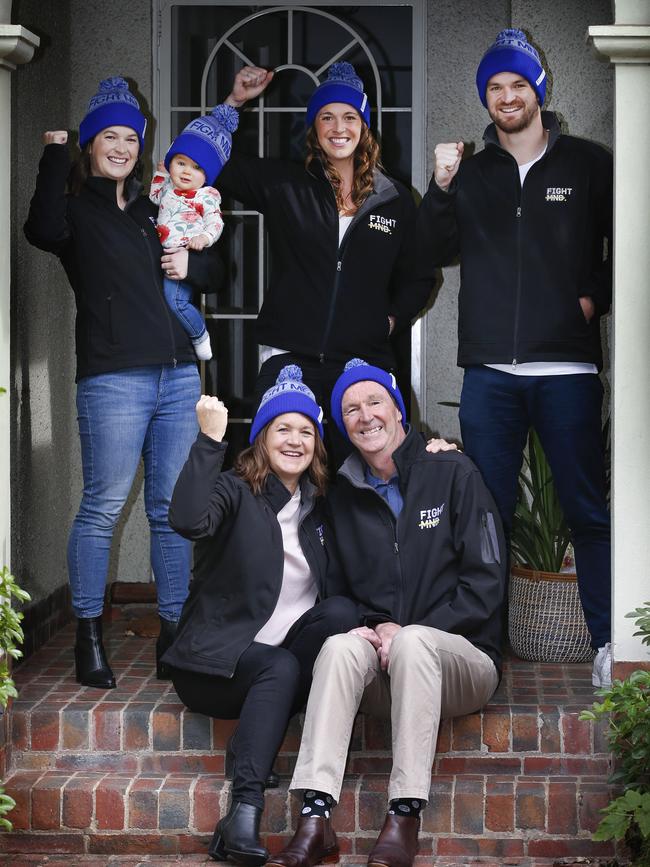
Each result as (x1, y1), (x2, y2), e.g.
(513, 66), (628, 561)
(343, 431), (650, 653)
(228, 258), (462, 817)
(249, 394), (325, 444)
(476, 51), (547, 108)
(165, 134), (225, 187)
(79, 103), (147, 151)
(330, 365), (407, 442)
(306, 82), (370, 128)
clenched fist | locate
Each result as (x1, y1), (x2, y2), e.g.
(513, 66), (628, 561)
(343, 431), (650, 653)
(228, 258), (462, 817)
(225, 65), (275, 109)
(196, 395), (228, 442)
(434, 141), (464, 190)
(43, 131), (68, 146)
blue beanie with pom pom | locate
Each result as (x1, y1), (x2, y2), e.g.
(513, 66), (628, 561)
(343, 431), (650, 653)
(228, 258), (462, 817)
(79, 77), (147, 152)
(330, 358), (407, 440)
(306, 62), (370, 127)
(476, 29), (546, 108)
(250, 365), (324, 443)
(164, 104), (239, 185)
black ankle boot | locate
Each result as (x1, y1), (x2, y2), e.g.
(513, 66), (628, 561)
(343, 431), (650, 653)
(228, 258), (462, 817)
(156, 616), (178, 680)
(208, 801), (268, 865)
(74, 616), (116, 689)
(225, 736), (280, 789)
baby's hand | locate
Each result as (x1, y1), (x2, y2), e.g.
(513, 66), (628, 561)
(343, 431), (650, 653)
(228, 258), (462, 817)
(187, 234), (210, 251)
(156, 159), (166, 173)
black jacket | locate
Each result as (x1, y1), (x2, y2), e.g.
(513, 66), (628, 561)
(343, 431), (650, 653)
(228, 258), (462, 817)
(327, 427), (506, 673)
(418, 113), (613, 370)
(218, 152), (432, 368)
(24, 144), (223, 381)
(163, 433), (346, 678)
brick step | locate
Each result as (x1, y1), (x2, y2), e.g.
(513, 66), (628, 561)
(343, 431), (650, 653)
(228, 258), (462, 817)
(0, 772), (616, 861)
(1, 610), (617, 860)
(0, 859), (618, 867)
(8, 617), (609, 776)
(8, 700), (611, 776)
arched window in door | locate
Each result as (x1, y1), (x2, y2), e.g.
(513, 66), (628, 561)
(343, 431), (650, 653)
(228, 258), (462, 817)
(155, 1), (427, 455)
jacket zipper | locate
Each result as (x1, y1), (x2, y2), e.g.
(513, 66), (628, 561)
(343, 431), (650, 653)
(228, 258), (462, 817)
(318, 181), (398, 363)
(392, 521), (405, 624)
(512, 202), (523, 368)
(345, 473), (406, 624)
(138, 224), (178, 367)
(481, 511), (499, 563)
(297, 499), (324, 594)
(319, 259), (342, 363)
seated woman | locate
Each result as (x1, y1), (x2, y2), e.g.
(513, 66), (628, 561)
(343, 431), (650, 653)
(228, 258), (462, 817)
(162, 364), (358, 865)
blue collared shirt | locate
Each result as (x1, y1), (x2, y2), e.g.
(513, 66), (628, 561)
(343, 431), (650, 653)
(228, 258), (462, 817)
(364, 464), (403, 517)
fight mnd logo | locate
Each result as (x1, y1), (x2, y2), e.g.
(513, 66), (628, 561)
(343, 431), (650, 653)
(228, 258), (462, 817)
(368, 215), (396, 235)
(545, 187), (573, 202)
(419, 503), (445, 530)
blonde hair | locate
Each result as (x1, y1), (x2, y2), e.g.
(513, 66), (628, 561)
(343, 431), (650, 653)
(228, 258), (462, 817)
(305, 122), (381, 214)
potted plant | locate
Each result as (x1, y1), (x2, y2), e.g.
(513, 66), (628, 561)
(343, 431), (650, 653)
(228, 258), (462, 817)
(508, 428), (594, 663)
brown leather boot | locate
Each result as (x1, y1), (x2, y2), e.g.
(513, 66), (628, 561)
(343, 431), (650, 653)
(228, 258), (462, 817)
(367, 814), (419, 867)
(267, 816), (339, 867)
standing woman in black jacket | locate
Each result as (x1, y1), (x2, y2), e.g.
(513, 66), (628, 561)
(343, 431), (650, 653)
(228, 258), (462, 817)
(24, 78), (222, 689)
(163, 364), (358, 864)
(218, 63), (432, 461)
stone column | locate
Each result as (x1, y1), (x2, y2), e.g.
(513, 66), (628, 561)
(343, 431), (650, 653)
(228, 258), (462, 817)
(0, 14), (39, 568)
(588, 2), (650, 672)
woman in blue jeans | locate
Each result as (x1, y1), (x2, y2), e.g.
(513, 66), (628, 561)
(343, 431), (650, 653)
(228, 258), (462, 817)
(24, 77), (222, 689)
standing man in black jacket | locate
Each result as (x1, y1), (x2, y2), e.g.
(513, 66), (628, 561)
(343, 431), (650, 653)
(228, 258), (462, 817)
(418, 29), (613, 688)
(267, 359), (506, 867)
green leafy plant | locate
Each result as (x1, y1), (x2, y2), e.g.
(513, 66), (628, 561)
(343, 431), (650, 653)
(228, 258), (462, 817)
(0, 565), (30, 831)
(0, 388), (30, 830)
(510, 428), (571, 573)
(580, 604), (650, 864)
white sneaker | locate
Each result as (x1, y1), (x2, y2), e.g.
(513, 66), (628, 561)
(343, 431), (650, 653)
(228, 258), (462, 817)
(592, 642), (612, 688)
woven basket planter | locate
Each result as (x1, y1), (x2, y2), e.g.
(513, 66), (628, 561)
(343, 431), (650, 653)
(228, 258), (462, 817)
(508, 565), (594, 663)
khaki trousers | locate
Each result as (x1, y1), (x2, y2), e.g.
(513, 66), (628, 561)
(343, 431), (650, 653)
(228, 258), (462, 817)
(290, 625), (499, 803)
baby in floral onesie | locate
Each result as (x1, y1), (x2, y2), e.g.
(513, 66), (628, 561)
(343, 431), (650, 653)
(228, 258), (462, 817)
(150, 104), (238, 361)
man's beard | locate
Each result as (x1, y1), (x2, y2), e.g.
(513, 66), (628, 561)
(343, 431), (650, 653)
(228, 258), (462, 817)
(490, 101), (538, 134)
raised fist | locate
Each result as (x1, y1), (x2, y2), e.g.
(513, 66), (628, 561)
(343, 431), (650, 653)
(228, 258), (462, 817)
(226, 66), (274, 109)
(43, 131), (68, 146)
(433, 141), (464, 190)
(196, 395), (228, 442)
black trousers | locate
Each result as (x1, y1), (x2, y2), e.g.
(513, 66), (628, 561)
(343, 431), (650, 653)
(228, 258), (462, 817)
(171, 596), (358, 810)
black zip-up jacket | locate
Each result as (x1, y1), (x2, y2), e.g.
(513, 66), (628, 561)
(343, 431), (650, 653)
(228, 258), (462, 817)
(417, 113), (612, 370)
(162, 432), (347, 678)
(218, 152), (432, 368)
(24, 144), (223, 381)
(327, 427), (506, 673)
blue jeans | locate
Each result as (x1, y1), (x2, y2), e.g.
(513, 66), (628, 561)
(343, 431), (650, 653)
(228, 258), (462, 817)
(459, 366), (610, 648)
(163, 276), (206, 341)
(68, 364), (200, 619)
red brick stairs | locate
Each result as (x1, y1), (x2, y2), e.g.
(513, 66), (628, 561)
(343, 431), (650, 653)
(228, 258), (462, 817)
(0, 608), (616, 864)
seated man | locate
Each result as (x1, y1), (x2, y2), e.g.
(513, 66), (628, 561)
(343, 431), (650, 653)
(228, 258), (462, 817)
(268, 358), (506, 867)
